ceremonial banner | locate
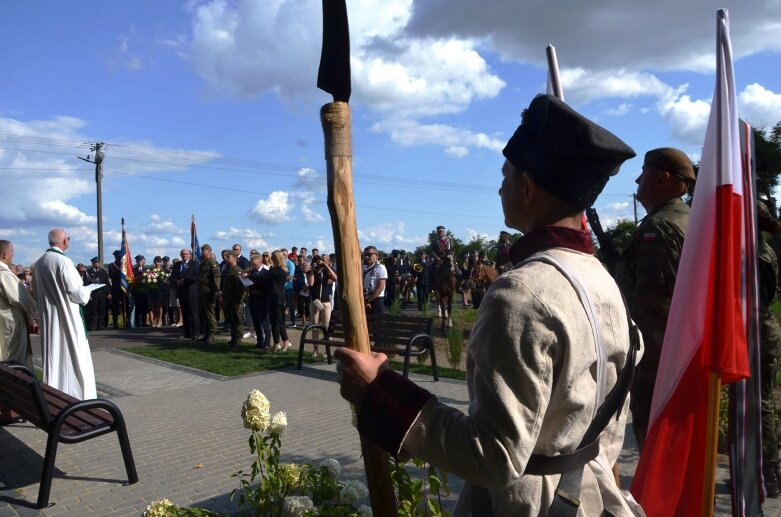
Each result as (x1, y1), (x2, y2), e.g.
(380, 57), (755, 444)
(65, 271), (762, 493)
(631, 10), (751, 516)
(727, 120), (763, 516)
(191, 214), (202, 261)
(120, 218), (134, 294)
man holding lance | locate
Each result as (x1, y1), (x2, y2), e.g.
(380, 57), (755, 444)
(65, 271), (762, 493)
(336, 95), (644, 515)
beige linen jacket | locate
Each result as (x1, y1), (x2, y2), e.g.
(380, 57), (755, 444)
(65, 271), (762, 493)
(402, 248), (644, 516)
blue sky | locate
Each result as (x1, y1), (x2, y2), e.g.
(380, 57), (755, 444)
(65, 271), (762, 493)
(1, 1), (780, 266)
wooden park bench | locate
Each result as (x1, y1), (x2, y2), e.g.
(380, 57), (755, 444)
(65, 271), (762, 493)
(296, 312), (439, 381)
(0, 363), (138, 509)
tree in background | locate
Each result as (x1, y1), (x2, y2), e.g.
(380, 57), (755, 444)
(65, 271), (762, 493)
(606, 219), (637, 253)
(754, 123), (781, 213)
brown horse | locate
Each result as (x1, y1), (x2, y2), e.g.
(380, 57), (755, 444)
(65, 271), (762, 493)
(432, 255), (457, 328)
(399, 275), (417, 303)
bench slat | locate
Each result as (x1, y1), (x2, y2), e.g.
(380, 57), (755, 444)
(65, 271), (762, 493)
(297, 313), (438, 381)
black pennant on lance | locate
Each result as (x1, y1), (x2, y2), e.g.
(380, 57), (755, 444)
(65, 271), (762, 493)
(317, 0), (351, 102)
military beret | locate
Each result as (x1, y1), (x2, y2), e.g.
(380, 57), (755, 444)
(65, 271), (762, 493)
(499, 231), (510, 237)
(112, 250), (122, 257)
(135, 254), (145, 260)
(162, 256), (170, 261)
(436, 226), (445, 230)
(643, 147), (696, 183)
(503, 94), (636, 210)
(91, 256), (100, 263)
(153, 256), (162, 262)
(758, 200), (781, 234)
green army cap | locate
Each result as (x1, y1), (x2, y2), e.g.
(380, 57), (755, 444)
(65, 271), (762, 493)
(644, 147), (696, 184)
(758, 200), (781, 234)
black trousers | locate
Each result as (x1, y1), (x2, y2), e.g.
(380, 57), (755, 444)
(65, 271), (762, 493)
(417, 285), (430, 310)
(269, 303), (288, 345)
(87, 297), (107, 330)
(111, 291), (130, 328)
(248, 295), (272, 348)
(134, 292), (149, 327)
(180, 291), (200, 338)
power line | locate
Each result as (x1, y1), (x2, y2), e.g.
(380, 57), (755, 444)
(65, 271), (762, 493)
(107, 170), (503, 219)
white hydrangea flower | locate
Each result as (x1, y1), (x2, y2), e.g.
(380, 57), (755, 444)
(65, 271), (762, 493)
(143, 498), (175, 517)
(358, 504), (373, 517)
(318, 458), (342, 477)
(340, 479), (369, 504)
(279, 462), (301, 485)
(270, 411), (288, 435)
(282, 495), (314, 517)
(241, 389), (271, 432)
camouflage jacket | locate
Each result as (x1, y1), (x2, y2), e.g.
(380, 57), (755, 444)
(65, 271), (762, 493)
(759, 237), (781, 355)
(221, 264), (245, 302)
(615, 196), (689, 384)
(198, 256), (221, 294)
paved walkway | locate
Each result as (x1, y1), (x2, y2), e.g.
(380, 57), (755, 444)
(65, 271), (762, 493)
(0, 327), (776, 516)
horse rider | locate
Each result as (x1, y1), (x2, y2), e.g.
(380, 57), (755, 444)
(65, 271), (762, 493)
(429, 225), (455, 272)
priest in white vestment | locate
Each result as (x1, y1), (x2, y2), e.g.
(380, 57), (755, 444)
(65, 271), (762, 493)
(32, 229), (96, 399)
(0, 240), (38, 369)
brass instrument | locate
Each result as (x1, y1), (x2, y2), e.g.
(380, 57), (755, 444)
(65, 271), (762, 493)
(413, 263), (423, 273)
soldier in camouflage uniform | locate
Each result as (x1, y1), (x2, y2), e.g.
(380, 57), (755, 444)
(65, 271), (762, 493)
(614, 147), (695, 451)
(758, 201), (781, 496)
(198, 244), (221, 344)
(222, 251), (246, 348)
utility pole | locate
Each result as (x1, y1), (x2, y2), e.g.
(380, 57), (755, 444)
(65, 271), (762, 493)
(78, 143), (105, 265)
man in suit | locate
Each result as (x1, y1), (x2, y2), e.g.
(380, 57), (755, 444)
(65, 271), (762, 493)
(172, 248), (199, 340)
(85, 256), (110, 331)
(232, 243), (250, 270)
(107, 250), (129, 329)
(132, 254), (149, 328)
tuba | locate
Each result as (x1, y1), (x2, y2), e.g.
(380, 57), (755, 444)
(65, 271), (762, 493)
(413, 263), (423, 273)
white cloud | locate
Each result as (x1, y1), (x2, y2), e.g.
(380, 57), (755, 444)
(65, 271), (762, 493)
(185, 0), (505, 156)
(656, 85), (712, 146)
(146, 214), (186, 234)
(187, 0), (504, 117)
(294, 167), (325, 192)
(464, 227), (490, 242)
(605, 103), (634, 117)
(249, 191), (293, 224)
(606, 201), (629, 211)
(0, 116), (220, 227)
(110, 35), (144, 72)
(739, 83), (781, 130)
(445, 146), (469, 158)
(212, 227), (271, 249)
(39, 201), (95, 225)
(357, 221), (427, 249)
(0, 228), (34, 238)
(370, 118), (504, 157)
(561, 69), (668, 105)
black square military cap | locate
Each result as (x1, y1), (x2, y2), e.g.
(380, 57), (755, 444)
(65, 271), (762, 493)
(503, 94), (636, 210)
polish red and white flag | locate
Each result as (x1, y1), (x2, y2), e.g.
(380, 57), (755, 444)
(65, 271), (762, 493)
(630, 9), (752, 516)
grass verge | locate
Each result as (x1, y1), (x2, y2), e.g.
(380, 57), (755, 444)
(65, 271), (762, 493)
(124, 339), (465, 380)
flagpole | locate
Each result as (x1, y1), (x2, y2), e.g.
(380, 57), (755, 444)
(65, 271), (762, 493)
(702, 372), (721, 516)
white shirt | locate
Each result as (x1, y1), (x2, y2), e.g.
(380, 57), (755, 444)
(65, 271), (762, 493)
(362, 262), (388, 298)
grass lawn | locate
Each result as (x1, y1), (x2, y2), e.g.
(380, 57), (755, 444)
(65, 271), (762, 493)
(124, 339), (465, 380)
(125, 341), (310, 376)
